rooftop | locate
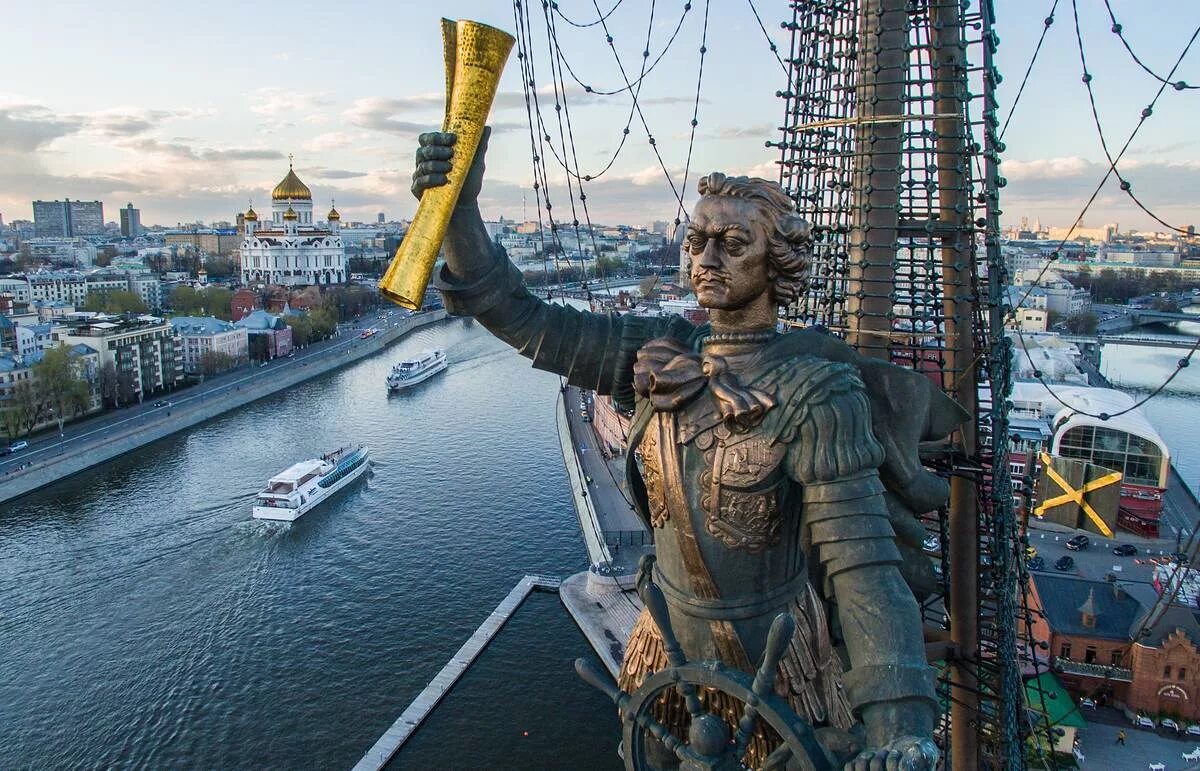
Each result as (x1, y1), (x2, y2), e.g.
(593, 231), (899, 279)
(1032, 573), (1144, 641)
(170, 316), (238, 336)
(234, 309), (286, 331)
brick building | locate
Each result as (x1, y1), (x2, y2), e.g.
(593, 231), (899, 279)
(1030, 572), (1200, 720)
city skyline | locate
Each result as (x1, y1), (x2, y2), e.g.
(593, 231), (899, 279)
(1, 1), (1197, 230)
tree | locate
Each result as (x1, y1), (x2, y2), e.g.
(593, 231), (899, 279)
(85, 290), (147, 314)
(595, 254), (630, 278)
(309, 307), (337, 340)
(203, 256), (238, 279)
(206, 287), (234, 320)
(1064, 310), (1099, 335)
(116, 369), (138, 406)
(639, 274), (662, 300)
(199, 350), (235, 376)
(33, 345), (92, 432)
(98, 362), (118, 408)
(4, 381), (40, 437)
(169, 286), (203, 315)
(1152, 296), (1182, 313)
(284, 315), (312, 347)
(95, 245), (117, 268)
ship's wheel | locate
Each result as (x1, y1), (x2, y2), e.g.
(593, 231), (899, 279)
(575, 578), (832, 771)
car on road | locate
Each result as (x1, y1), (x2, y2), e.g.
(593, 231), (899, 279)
(1028, 556), (1045, 571)
(1054, 555), (1075, 571)
(8, 440), (29, 453)
(1133, 714), (1156, 730)
(1171, 551), (1191, 564)
(153, 400), (166, 407)
(1079, 697), (1096, 710)
(1025, 545), (1038, 560)
(1113, 543), (1138, 556)
(1065, 534), (1090, 551)
(923, 534), (942, 553)
(260, 361), (269, 367)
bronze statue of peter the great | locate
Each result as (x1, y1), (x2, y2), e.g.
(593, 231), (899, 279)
(411, 126), (965, 770)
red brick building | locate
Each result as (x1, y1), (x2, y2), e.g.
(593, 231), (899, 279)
(1030, 572), (1200, 720)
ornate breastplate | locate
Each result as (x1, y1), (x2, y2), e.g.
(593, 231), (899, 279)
(639, 409), (786, 554)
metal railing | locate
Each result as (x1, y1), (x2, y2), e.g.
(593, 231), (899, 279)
(601, 529), (655, 548)
(1054, 657), (1133, 682)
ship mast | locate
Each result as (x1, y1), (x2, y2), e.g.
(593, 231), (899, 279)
(775, 0), (1018, 765)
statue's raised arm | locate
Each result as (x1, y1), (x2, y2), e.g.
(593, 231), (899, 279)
(416, 128), (691, 407)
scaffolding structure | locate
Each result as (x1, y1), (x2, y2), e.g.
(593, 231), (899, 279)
(771, 1), (1039, 767)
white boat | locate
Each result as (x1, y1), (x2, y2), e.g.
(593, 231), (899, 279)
(387, 349), (447, 391)
(251, 445), (370, 521)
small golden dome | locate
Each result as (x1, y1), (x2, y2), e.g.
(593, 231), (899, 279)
(283, 206), (298, 221)
(327, 206), (340, 221)
(272, 163), (312, 201)
(244, 207), (258, 221)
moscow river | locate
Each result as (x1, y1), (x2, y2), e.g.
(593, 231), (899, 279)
(4, 313), (1200, 769)
(0, 317), (617, 769)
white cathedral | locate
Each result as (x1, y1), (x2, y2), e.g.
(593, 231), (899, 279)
(240, 160), (346, 286)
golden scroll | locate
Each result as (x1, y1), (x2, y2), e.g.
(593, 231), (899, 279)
(379, 19), (515, 310)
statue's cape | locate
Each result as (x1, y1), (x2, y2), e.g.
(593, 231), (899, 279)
(623, 325), (969, 596)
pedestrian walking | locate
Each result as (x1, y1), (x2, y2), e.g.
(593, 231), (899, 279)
(1116, 729), (1126, 745)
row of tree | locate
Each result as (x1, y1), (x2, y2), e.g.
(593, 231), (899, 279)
(1066, 267), (1200, 305)
(169, 286), (235, 320)
(2, 347), (94, 439)
(283, 308), (338, 347)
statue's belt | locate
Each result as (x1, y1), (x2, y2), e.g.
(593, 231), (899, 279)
(652, 563), (809, 621)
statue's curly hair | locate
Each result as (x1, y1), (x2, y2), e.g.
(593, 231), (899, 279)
(696, 172), (811, 307)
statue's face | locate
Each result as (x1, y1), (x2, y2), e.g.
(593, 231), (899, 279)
(687, 195), (772, 310)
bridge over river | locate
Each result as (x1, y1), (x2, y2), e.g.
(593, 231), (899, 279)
(1093, 303), (1200, 334)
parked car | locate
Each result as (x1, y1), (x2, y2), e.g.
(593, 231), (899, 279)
(8, 440), (29, 453)
(1186, 723), (1200, 736)
(1055, 555), (1075, 571)
(1133, 714), (1156, 730)
(1113, 543), (1138, 556)
(1066, 534), (1090, 551)
(923, 534), (942, 553)
(1079, 697), (1096, 710)
(1025, 545), (1038, 560)
(1028, 556), (1045, 571)
(1161, 718), (1181, 733)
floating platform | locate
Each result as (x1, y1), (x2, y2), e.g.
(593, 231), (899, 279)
(352, 574), (561, 771)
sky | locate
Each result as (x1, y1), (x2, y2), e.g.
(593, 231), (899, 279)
(0, 0), (1197, 231)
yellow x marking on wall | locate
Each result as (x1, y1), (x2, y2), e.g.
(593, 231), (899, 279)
(1033, 451), (1120, 537)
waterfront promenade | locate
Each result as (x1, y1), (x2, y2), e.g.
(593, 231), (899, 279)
(0, 308), (446, 504)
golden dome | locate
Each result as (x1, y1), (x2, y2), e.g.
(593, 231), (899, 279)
(272, 163), (312, 201)
(244, 206), (258, 221)
(283, 206), (298, 221)
(327, 205), (340, 221)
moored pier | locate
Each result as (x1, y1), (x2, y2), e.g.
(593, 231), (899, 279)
(352, 574), (562, 771)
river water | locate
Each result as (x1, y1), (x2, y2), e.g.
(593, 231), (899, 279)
(0, 317), (615, 769)
(3, 313), (1200, 769)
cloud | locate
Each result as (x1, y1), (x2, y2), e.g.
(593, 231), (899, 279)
(302, 166), (368, 179)
(712, 123), (774, 140)
(1000, 156), (1200, 230)
(0, 104), (86, 152)
(249, 88), (333, 117)
(123, 137), (283, 163)
(345, 97), (525, 136)
(303, 132), (361, 153)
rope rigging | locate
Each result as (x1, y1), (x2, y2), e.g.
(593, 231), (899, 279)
(1010, 3), (1200, 422)
(1101, 0), (1199, 91)
(1069, 0), (1198, 236)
